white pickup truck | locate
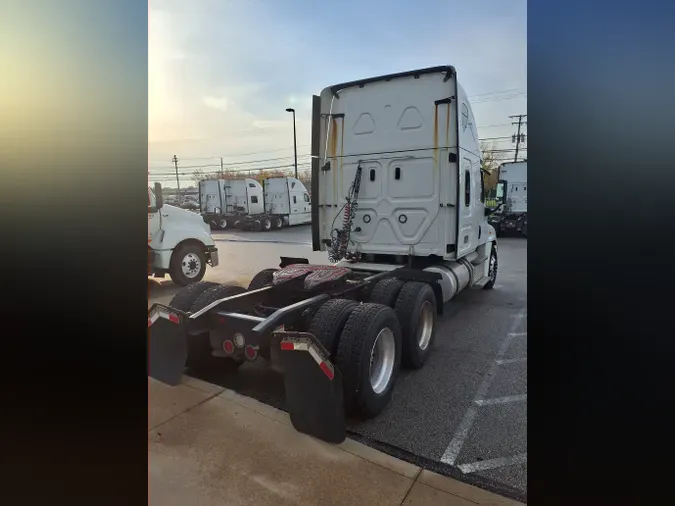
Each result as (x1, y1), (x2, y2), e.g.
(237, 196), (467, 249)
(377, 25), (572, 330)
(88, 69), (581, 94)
(148, 183), (219, 285)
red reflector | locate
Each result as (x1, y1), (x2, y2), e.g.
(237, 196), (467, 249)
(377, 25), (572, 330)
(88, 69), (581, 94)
(218, 317), (226, 324)
(280, 341), (295, 351)
(147, 318), (152, 327)
(223, 340), (234, 354)
(319, 362), (334, 380)
(168, 314), (179, 324)
(245, 346), (257, 360)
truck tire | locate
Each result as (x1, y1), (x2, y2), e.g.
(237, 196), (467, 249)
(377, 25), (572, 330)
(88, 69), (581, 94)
(335, 303), (402, 418)
(208, 218), (219, 230)
(394, 282), (438, 369)
(168, 281), (218, 311)
(169, 242), (207, 286)
(260, 217), (273, 232)
(271, 217), (283, 229)
(369, 278), (405, 307)
(218, 217), (229, 230)
(186, 284), (247, 371)
(251, 220), (263, 232)
(308, 299), (358, 356)
(248, 268), (278, 290)
(483, 243), (498, 290)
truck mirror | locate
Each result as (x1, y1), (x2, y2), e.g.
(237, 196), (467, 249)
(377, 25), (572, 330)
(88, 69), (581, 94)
(495, 180), (506, 204)
(154, 182), (164, 209)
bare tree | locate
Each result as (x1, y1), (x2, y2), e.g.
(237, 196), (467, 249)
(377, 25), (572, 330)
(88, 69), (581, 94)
(481, 141), (500, 174)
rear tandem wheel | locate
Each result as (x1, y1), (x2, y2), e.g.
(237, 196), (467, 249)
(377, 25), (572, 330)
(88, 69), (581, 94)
(394, 282), (438, 369)
(334, 303), (402, 418)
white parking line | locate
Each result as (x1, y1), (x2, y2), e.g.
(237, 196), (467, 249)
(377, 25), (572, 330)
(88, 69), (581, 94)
(474, 394), (527, 406)
(440, 310), (526, 467)
(508, 332), (527, 337)
(458, 454), (528, 474)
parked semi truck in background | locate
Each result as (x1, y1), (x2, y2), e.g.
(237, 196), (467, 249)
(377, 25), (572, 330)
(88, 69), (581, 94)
(148, 65), (503, 443)
(489, 161), (527, 237)
(148, 183), (219, 286)
(200, 176), (312, 231)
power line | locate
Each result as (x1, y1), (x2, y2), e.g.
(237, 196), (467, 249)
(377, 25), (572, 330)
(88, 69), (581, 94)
(150, 133), (517, 170)
(150, 140), (526, 175)
(472, 92), (527, 104)
(150, 144), (312, 164)
(468, 88), (523, 98)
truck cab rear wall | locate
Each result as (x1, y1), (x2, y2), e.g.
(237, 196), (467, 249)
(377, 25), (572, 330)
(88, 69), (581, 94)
(314, 66), (486, 261)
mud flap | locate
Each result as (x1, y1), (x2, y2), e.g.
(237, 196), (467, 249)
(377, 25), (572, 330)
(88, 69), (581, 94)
(271, 331), (346, 444)
(147, 304), (188, 386)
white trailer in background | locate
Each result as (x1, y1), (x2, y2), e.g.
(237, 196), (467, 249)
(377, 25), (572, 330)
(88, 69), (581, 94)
(264, 176), (312, 226)
(200, 176), (312, 231)
(490, 161), (528, 237)
(199, 178), (264, 230)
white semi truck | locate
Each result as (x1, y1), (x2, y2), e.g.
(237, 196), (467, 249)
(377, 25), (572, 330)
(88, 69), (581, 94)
(148, 183), (219, 286)
(489, 161), (528, 237)
(200, 176), (312, 231)
(148, 66), (501, 443)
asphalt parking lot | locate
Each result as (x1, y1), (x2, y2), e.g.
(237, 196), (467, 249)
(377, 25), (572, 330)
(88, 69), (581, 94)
(148, 225), (528, 502)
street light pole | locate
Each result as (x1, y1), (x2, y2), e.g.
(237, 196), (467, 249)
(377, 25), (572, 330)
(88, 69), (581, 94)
(285, 108), (298, 179)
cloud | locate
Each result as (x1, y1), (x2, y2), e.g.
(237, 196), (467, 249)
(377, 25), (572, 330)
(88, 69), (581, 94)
(203, 96), (229, 112)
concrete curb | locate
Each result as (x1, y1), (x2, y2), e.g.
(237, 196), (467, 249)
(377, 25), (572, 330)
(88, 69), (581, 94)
(178, 375), (525, 506)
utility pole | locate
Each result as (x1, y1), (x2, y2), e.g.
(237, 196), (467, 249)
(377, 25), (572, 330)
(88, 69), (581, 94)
(172, 154), (181, 203)
(509, 114), (527, 162)
(220, 157), (224, 178)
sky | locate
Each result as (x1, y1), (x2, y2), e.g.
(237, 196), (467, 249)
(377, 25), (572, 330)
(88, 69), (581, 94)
(149, 0), (527, 186)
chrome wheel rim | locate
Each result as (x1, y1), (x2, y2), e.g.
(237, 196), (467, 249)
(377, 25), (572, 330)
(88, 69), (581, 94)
(489, 252), (498, 282)
(263, 220), (271, 230)
(369, 327), (396, 394)
(181, 253), (201, 278)
(417, 301), (434, 350)
(219, 219), (228, 229)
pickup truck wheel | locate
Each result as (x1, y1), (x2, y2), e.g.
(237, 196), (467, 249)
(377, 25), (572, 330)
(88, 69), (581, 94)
(169, 243), (207, 286)
(483, 243), (498, 290)
(369, 278), (405, 307)
(335, 303), (402, 418)
(394, 282), (437, 369)
(272, 217), (283, 229)
(261, 217), (272, 231)
(248, 268), (278, 290)
(308, 299), (358, 356)
(186, 284), (247, 371)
